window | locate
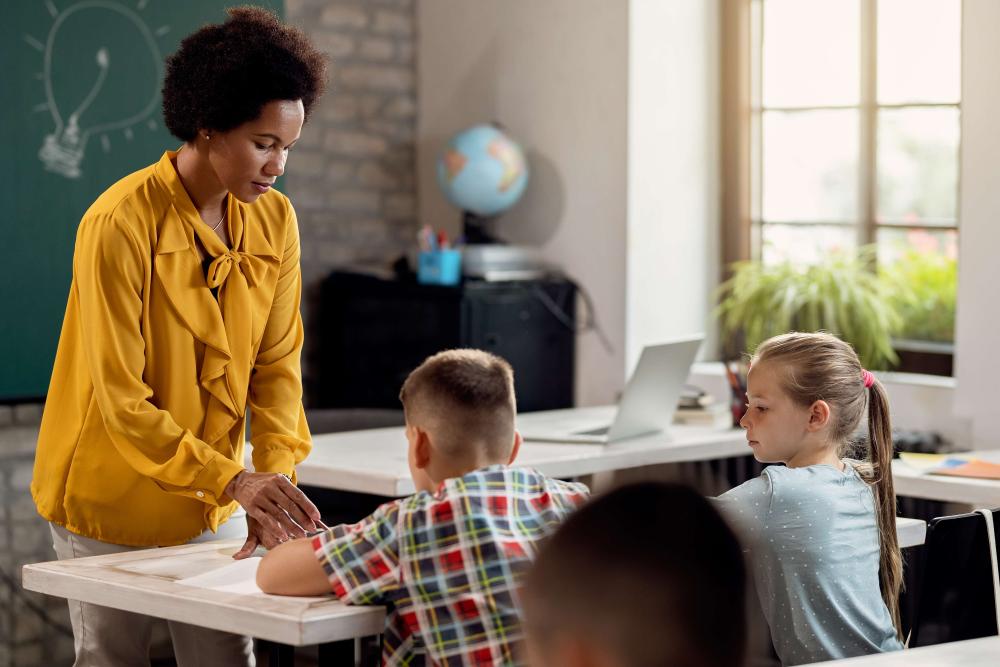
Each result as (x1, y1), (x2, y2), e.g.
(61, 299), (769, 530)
(742, 0), (961, 346)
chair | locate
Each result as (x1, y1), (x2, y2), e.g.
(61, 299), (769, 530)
(908, 507), (1000, 647)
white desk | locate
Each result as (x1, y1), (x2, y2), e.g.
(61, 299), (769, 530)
(21, 539), (384, 648)
(895, 517), (926, 549)
(298, 407), (997, 514)
(805, 636), (1000, 665)
(298, 406), (749, 496)
(893, 450), (1000, 507)
(20, 519), (924, 667)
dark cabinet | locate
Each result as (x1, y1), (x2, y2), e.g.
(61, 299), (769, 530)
(308, 272), (575, 412)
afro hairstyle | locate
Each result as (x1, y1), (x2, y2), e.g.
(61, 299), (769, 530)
(162, 6), (327, 142)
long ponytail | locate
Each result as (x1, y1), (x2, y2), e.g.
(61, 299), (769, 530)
(867, 378), (903, 639)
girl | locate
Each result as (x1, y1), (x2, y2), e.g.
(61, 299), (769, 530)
(716, 332), (903, 665)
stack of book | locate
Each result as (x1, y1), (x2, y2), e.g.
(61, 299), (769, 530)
(674, 385), (731, 428)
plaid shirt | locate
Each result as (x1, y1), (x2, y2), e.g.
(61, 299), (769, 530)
(312, 465), (589, 666)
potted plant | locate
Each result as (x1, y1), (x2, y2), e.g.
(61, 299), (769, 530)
(714, 246), (902, 370)
(879, 244), (957, 375)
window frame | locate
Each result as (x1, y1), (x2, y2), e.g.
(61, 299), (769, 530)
(720, 0), (961, 373)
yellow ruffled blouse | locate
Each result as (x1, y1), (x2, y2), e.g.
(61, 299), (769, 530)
(32, 150), (312, 547)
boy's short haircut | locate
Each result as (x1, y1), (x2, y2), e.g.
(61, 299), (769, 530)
(399, 349), (516, 462)
(524, 482), (747, 667)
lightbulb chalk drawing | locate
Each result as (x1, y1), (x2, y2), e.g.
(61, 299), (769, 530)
(30, 1), (168, 179)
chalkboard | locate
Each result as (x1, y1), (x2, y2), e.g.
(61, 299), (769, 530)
(1, 1), (283, 401)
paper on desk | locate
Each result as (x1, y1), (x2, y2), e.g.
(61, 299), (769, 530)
(898, 452), (1000, 480)
(933, 459), (1000, 480)
(176, 557), (262, 595)
(897, 452), (973, 471)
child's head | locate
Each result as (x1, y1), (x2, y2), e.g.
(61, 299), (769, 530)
(740, 331), (879, 465)
(523, 482), (747, 667)
(740, 331), (902, 636)
(399, 349), (520, 492)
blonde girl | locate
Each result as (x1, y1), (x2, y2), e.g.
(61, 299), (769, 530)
(716, 332), (903, 665)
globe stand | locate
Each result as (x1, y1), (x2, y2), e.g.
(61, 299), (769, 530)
(462, 211), (503, 245)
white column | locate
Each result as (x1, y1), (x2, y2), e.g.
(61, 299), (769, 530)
(954, 0), (1000, 448)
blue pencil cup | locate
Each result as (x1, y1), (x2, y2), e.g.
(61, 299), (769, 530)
(417, 249), (462, 286)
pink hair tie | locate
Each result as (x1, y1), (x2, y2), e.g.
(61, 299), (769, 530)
(861, 369), (875, 388)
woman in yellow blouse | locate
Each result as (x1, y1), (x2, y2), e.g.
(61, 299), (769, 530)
(31, 8), (327, 666)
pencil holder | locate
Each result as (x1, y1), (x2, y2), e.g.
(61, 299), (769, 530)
(417, 249), (462, 286)
(729, 387), (748, 428)
(724, 360), (749, 428)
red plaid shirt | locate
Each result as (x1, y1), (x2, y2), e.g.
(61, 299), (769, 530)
(313, 465), (589, 666)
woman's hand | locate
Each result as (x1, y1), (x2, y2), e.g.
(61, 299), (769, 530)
(234, 515), (295, 560)
(234, 515), (266, 559)
(225, 471), (325, 557)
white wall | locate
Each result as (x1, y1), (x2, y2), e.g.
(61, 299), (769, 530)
(417, 1), (720, 404)
(954, 0), (1000, 448)
(417, 0), (629, 405)
(626, 0), (720, 373)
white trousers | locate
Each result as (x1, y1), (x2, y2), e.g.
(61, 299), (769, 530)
(49, 514), (255, 667)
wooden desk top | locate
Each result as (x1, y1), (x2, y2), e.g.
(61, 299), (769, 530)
(805, 636), (1000, 665)
(21, 539), (384, 646)
(298, 406), (748, 496)
(892, 450), (1000, 506)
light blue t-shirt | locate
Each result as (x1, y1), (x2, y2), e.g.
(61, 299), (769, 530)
(715, 462), (904, 666)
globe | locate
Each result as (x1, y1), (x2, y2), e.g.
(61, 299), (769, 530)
(436, 124), (529, 218)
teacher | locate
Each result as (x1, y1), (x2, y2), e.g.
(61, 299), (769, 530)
(31, 8), (327, 666)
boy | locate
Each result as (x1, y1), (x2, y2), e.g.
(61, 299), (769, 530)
(522, 482), (747, 667)
(257, 349), (589, 665)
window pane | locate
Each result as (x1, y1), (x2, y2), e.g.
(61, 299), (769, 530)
(763, 110), (858, 223)
(761, 223), (857, 266)
(876, 226), (957, 264)
(878, 0), (961, 104)
(877, 227), (957, 342)
(877, 107), (959, 224)
(762, 0), (860, 107)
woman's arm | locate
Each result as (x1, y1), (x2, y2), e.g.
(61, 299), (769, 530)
(75, 213), (244, 504)
(248, 203), (311, 478)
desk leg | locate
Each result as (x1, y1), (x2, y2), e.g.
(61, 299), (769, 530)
(318, 638), (355, 665)
(359, 635), (381, 666)
(259, 640), (295, 667)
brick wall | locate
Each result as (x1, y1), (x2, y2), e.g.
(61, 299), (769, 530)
(0, 408), (74, 667)
(285, 0), (418, 289)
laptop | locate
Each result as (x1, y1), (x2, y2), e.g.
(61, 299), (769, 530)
(520, 334), (705, 444)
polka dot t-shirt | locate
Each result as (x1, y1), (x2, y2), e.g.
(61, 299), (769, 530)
(715, 462), (904, 666)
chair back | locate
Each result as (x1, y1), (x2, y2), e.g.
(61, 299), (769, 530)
(909, 508), (1000, 647)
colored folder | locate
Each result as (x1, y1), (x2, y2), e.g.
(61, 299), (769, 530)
(898, 452), (1000, 480)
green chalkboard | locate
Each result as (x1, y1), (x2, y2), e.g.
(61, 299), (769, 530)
(1, 1), (283, 401)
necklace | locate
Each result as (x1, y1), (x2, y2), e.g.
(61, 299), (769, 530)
(206, 211), (226, 233)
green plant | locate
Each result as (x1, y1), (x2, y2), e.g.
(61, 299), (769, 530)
(715, 247), (902, 369)
(879, 249), (956, 343)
